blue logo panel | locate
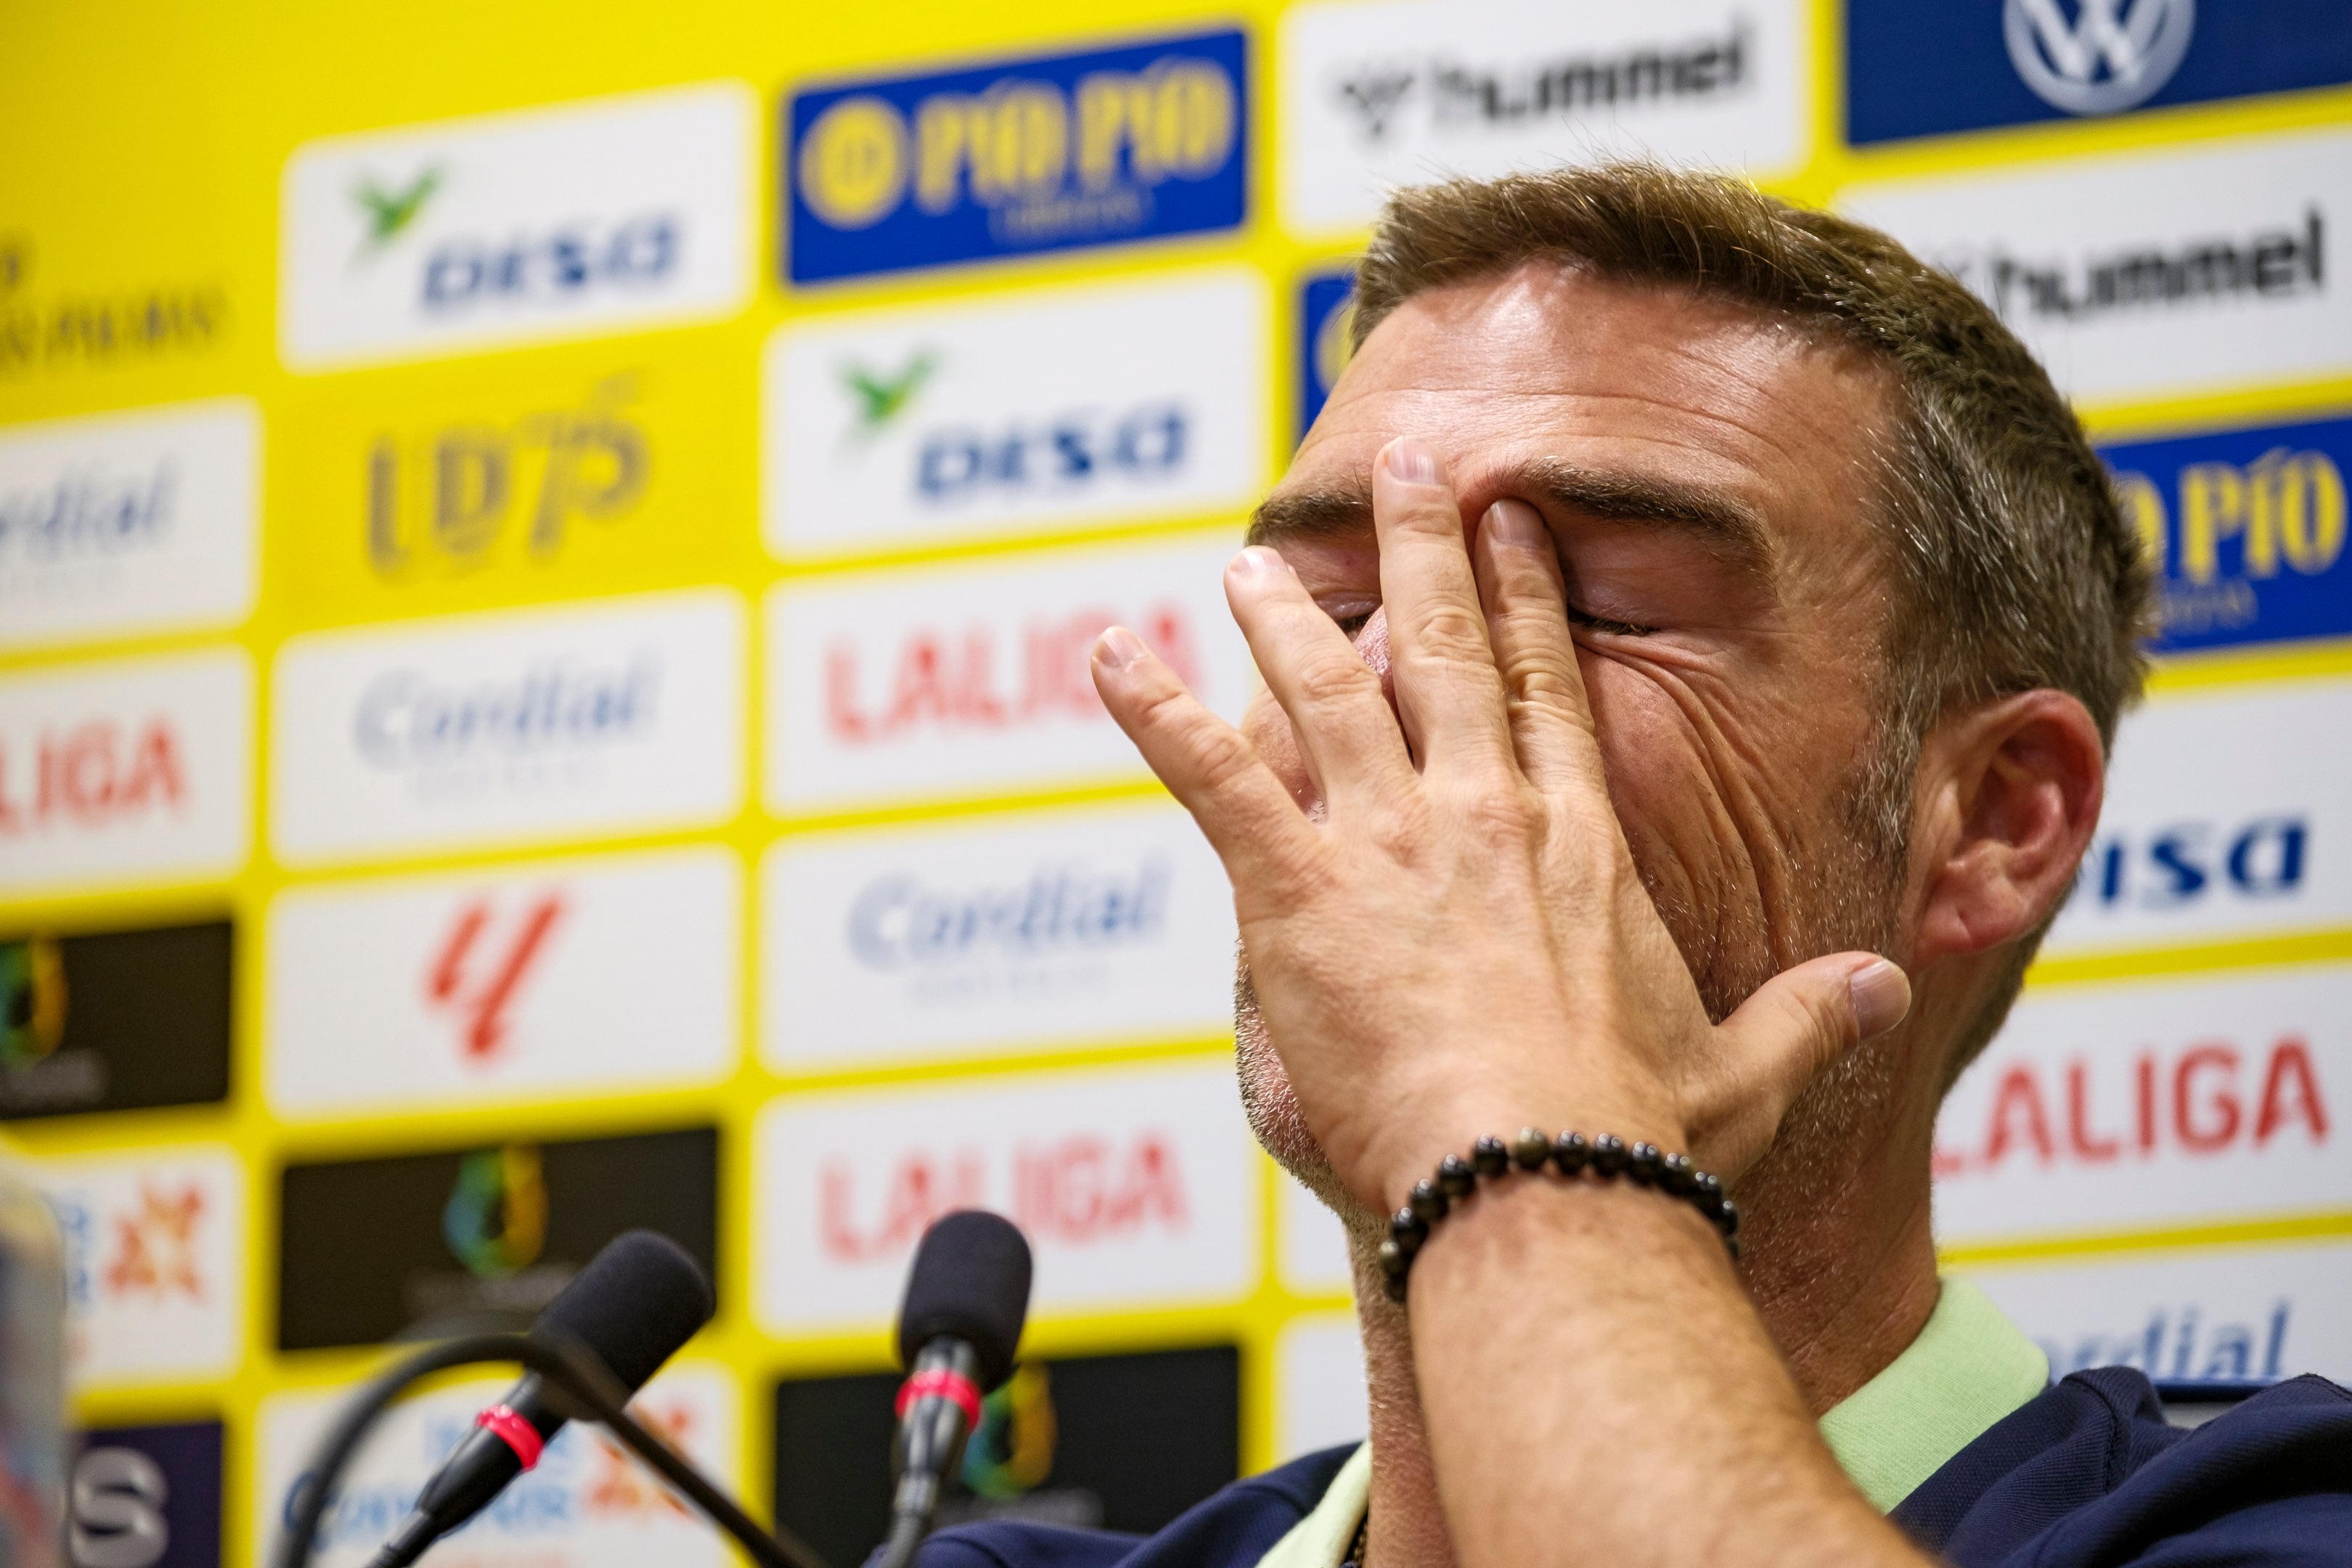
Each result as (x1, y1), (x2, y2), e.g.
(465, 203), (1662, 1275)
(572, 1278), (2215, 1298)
(785, 30), (1249, 284)
(70, 1420), (222, 1568)
(2100, 414), (2352, 656)
(1848, 0), (2352, 146)
(1297, 266), (1354, 443)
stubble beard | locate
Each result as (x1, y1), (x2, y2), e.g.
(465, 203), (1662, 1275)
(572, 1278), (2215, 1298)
(1233, 769), (1912, 1262)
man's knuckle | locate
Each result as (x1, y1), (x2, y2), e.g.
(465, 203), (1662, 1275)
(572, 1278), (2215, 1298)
(1294, 650), (1374, 708)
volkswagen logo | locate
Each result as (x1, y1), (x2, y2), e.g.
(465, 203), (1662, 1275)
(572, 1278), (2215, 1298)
(2004, 0), (2194, 116)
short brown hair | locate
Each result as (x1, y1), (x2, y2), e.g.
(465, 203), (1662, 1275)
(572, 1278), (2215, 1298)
(1350, 161), (2152, 1074)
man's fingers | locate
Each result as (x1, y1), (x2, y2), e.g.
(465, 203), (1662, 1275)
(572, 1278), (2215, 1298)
(1224, 546), (1416, 810)
(1471, 499), (1606, 793)
(1373, 438), (1514, 775)
(1089, 624), (1320, 891)
(1701, 955), (1912, 1175)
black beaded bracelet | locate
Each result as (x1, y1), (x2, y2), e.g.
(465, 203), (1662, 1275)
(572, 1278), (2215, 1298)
(1376, 1130), (1739, 1301)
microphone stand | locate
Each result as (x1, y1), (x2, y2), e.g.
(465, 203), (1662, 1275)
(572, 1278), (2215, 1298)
(276, 1331), (829, 1568)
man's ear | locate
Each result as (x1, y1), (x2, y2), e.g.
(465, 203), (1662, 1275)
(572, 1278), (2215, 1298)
(1911, 689), (2107, 969)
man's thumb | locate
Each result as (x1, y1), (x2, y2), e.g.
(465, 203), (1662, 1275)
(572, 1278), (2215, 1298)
(1718, 954), (1912, 1108)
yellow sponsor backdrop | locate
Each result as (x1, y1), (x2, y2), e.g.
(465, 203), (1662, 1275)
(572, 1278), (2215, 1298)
(4, 1), (2352, 1563)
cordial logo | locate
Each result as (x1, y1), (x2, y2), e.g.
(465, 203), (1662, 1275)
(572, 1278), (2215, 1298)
(282, 83), (754, 369)
(1933, 964), (2349, 1244)
(38, 1146), (245, 1387)
(0, 650), (253, 897)
(0, 399), (258, 650)
(269, 590), (743, 866)
(2004, 0), (2194, 116)
(754, 1062), (1256, 1332)
(763, 804), (1233, 1068)
(266, 847), (738, 1116)
(765, 267), (1266, 561)
(764, 534), (1251, 813)
(1281, 0), (1807, 234)
(1842, 127), (2352, 403)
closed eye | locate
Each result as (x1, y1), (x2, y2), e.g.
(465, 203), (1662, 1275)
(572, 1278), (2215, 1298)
(1568, 603), (1653, 637)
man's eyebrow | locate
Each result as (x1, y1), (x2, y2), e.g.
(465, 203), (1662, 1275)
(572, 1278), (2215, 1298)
(1248, 460), (1773, 576)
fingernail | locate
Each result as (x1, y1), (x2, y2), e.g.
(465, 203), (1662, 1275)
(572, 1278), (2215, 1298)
(1381, 437), (1444, 487)
(1484, 499), (1544, 547)
(1095, 626), (1147, 671)
(1847, 959), (1912, 1040)
(1230, 545), (1285, 578)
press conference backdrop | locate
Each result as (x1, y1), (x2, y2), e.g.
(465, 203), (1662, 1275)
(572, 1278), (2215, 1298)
(3, 1), (2349, 1564)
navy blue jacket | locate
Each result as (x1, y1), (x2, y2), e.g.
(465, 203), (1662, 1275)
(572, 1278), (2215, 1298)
(893, 1370), (2352, 1567)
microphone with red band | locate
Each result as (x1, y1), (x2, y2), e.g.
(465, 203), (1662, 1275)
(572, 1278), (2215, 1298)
(367, 1230), (715, 1568)
(876, 1211), (1034, 1568)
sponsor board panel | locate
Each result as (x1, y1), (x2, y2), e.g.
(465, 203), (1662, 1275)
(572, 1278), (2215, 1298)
(1841, 126), (2352, 406)
(764, 533), (1253, 814)
(1934, 965), (2348, 1244)
(774, 1346), (1239, 1568)
(1295, 267), (1354, 444)
(68, 1419), (223, 1568)
(766, 266), (1267, 561)
(754, 1061), (1257, 1333)
(761, 800), (1232, 1069)
(279, 359), (740, 617)
(276, 1126), (716, 1350)
(1275, 1314), (1366, 1461)
(0, 398), (258, 650)
(1278, 1175), (1354, 1297)
(1281, 0), (1808, 236)
(1960, 1241), (2352, 1387)
(256, 1363), (737, 1568)
(1849, 0), (2352, 147)
(36, 1144), (245, 1388)
(269, 589), (744, 866)
(268, 846), (737, 1118)
(0, 648), (252, 897)
(785, 30), (1249, 284)
(282, 83), (754, 370)
(2043, 679), (2352, 959)
(1, 919), (231, 1120)
(2101, 413), (2352, 657)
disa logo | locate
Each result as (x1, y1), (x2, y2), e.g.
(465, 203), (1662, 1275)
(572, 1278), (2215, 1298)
(786, 30), (1249, 282)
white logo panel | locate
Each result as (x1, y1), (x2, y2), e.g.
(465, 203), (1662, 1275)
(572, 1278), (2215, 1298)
(2046, 679), (2352, 958)
(0, 648), (253, 896)
(257, 1363), (738, 1568)
(765, 534), (1254, 814)
(767, 267), (1267, 560)
(754, 1061), (1257, 1332)
(1935, 965), (2352, 1244)
(1964, 1239), (2352, 1387)
(282, 83), (754, 369)
(1281, 0), (1808, 235)
(762, 801), (1233, 1068)
(268, 846), (739, 1117)
(0, 398), (258, 650)
(270, 589), (744, 866)
(1277, 1314), (1368, 1461)
(1842, 126), (2352, 404)
(1279, 1175), (1355, 1297)
(36, 1144), (245, 1389)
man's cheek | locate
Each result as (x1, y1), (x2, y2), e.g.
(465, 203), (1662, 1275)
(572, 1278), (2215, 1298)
(1241, 689), (1319, 811)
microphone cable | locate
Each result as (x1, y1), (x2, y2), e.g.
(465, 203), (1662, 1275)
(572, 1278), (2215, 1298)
(273, 1329), (829, 1568)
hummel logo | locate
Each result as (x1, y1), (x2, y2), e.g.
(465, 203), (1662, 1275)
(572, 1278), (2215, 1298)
(1336, 70), (1417, 140)
(839, 351), (937, 437)
(351, 166), (443, 259)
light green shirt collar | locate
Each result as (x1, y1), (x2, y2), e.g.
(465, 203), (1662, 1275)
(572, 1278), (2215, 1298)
(1258, 1278), (2049, 1568)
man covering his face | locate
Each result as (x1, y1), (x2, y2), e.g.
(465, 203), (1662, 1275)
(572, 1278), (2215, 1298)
(896, 163), (2352, 1568)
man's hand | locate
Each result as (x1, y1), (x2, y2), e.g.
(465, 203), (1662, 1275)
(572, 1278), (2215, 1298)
(1090, 438), (1912, 1214)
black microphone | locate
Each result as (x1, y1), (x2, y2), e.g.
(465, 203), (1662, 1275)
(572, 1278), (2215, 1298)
(875, 1212), (1034, 1568)
(368, 1230), (714, 1568)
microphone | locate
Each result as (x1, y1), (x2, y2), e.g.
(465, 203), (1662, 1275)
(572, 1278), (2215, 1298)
(367, 1230), (714, 1568)
(876, 1212), (1034, 1568)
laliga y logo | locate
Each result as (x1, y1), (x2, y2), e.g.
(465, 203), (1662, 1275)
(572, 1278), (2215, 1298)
(2006, 0), (2194, 115)
(282, 83), (753, 369)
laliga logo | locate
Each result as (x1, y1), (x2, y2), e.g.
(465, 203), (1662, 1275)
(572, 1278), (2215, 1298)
(423, 892), (565, 1061)
(2005, 0), (2194, 115)
(443, 1145), (549, 1281)
(0, 936), (66, 1069)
